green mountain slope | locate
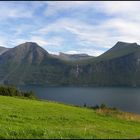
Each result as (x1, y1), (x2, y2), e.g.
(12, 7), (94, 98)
(0, 41), (140, 86)
(97, 41), (140, 60)
(0, 96), (140, 139)
(0, 42), (73, 85)
(69, 41), (140, 86)
(74, 52), (140, 86)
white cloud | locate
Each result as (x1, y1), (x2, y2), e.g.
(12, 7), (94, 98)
(34, 14), (140, 56)
(36, 18), (114, 50)
(29, 36), (64, 48)
(0, 4), (32, 20)
(97, 1), (140, 21)
(0, 36), (8, 47)
(45, 1), (140, 21)
(1, 1), (140, 57)
(0, 1), (44, 20)
(10, 35), (64, 52)
(29, 36), (48, 46)
(44, 1), (93, 16)
(10, 39), (29, 47)
(47, 51), (59, 55)
(65, 49), (104, 56)
(10, 15), (140, 56)
(65, 50), (79, 54)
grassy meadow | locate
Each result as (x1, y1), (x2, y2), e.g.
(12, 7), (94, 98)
(0, 96), (140, 139)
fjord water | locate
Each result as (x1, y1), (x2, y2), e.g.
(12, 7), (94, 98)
(19, 86), (140, 114)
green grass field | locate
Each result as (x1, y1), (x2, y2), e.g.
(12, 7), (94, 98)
(0, 96), (140, 139)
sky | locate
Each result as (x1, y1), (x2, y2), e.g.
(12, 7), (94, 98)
(0, 1), (140, 56)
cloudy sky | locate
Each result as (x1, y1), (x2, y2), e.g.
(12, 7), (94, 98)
(0, 1), (140, 56)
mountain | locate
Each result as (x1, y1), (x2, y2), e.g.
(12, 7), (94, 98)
(74, 42), (140, 86)
(97, 41), (140, 60)
(51, 52), (93, 61)
(0, 42), (49, 64)
(0, 46), (9, 55)
(0, 42), (72, 85)
(0, 41), (140, 86)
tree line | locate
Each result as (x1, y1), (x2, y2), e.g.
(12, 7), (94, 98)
(0, 85), (36, 99)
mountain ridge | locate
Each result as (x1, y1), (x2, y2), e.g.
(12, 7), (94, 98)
(0, 41), (140, 86)
(51, 52), (93, 61)
(0, 46), (10, 55)
(97, 41), (140, 60)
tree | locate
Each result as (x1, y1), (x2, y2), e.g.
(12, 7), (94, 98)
(100, 103), (107, 109)
(84, 103), (87, 107)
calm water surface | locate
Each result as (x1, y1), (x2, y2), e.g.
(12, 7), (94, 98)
(19, 86), (140, 114)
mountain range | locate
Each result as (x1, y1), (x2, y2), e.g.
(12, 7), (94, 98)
(50, 52), (93, 61)
(0, 41), (140, 86)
